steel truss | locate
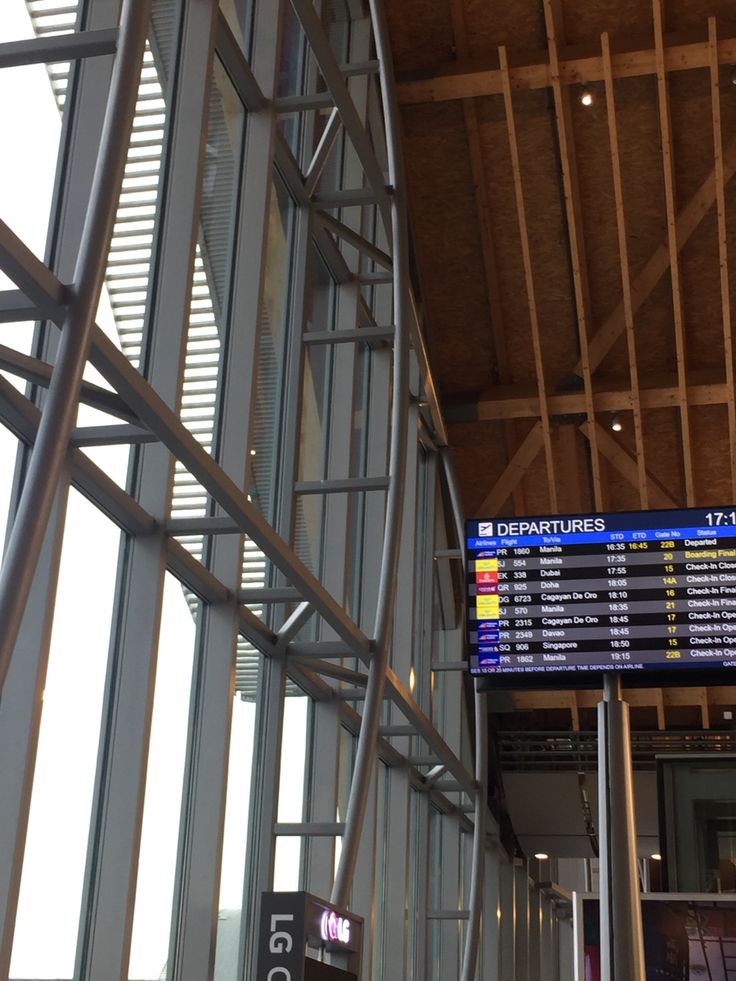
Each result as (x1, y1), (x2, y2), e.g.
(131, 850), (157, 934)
(0, 1), (515, 978)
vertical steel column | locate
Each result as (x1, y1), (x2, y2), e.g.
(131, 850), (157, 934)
(241, 656), (287, 977)
(597, 673), (645, 981)
(331, 0), (411, 908)
(302, 700), (341, 897)
(163, 9), (244, 946)
(412, 782), (431, 979)
(499, 857), (516, 980)
(343, 765), (379, 975)
(0, 0), (152, 698)
(442, 443), (489, 981)
(34, 0), (119, 373)
(75, 0), (219, 973)
(460, 689), (488, 981)
(528, 884), (542, 981)
(0, 480), (69, 978)
(515, 860), (531, 981)
(382, 748), (411, 975)
(0, 20), (120, 940)
(481, 844), (502, 980)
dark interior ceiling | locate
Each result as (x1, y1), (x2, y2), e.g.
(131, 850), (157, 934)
(384, 0), (736, 755)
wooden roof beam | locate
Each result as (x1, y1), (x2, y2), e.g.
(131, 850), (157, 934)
(499, 48), (558, 512)
(708, 17), (736, 500)
(496, 686), (736, 713)
(446, 376), (730, 422)
(584, 133), (736, 375)
(544, 0), (602, 510)
(601, 32), (648, 508)
(449, 0), (525, 514)
(396, 31), (736, 105)
(476, 422), (544, 516)
(579, 421), (677, 508)
(653, 0), (695, 505)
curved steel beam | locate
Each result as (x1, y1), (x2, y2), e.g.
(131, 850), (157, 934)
(0, 0), (153, 701)
(330, 0), (411, 909)
(442, 446), (488, 981)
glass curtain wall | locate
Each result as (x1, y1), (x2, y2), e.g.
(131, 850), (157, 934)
(0, 0), (562, 979)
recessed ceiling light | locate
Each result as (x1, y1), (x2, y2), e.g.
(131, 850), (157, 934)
(651, 853), (662, 861)
(534, 852), (549, 860)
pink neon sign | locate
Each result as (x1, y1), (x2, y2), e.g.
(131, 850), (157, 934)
(320, 909), (351, 945)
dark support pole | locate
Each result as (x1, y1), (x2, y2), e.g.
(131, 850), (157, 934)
(597, 673), (646, 981)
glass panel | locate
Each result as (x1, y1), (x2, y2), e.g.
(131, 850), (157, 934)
(171, 57), (246, 559)
(273, 694), (309, 891)
(96, 38), (167, 375)
(406, 790), (422, 981)
(660, 756), (736, 892)
(127, 574), (198, 980)
(277, 2), (306, 99)
(213, 690), (257, 978)
(0, 429), (21, 561)
(370, 764), (389, 981)
(293, 495), (324, 577)
(9, 490), (121, 979)
(333, 723), (354, 874)
(412, 447), (430, 711)
(250, 176), (295, 524)
(0, 2), (63, 292)
(276, 3), (306, 151)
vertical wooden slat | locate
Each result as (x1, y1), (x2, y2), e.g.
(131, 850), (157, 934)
(708, 16), (736, 499)
(543, 0), (603, 511)
(601, 32), (649, 509)
(652, 0), (695, 505)
(477, 422), (545, 516)
(654, 689), (666, 731)
(498, 47), (558, 512)
(568, 691), (580, 732)
(450, 0), (526, 513)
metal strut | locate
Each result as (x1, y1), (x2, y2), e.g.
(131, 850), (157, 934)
(0, 0), (153, 700)
(330, 0), (410, 909)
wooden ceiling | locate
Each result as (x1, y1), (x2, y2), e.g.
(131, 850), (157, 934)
(386, 0), (736, 521)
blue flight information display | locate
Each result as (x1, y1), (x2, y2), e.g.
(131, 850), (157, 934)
(466, 507), (736, 677)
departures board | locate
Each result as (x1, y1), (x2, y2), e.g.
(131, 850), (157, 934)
(466, 507), (736, 679)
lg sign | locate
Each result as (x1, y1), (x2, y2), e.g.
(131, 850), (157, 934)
(320, 909), (351, 944)
(256, 891), (363, 980)
(266, 913), (295, 979)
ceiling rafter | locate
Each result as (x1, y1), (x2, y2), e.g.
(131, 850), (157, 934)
(499, 46), (558, 512)
(652, 0), (695, 505)
(396, 31), (736, 105)
(544, 0), (602, 511)
(449, 376), (730, 422)
(601, 30), (648, 508)
(578, 421), (677, 509)
(493, 686), (736, 714)
(708, 16), (736, 501)
(476, 422), (544, 516)
(449, 0), (526, 514)
(584, 134), (736, 374)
